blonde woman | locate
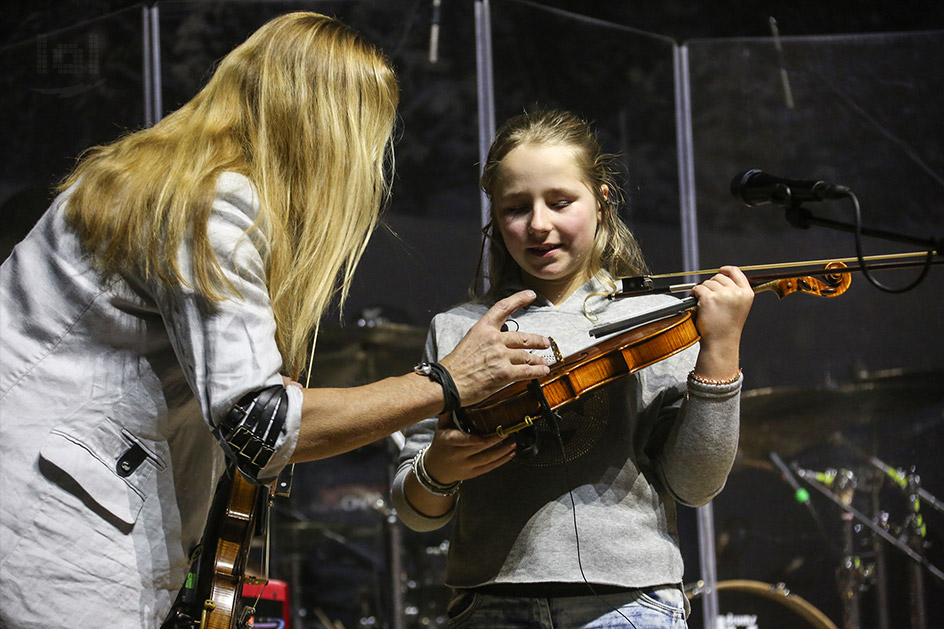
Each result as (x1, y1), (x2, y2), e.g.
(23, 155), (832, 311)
(0, 12), (549, 627)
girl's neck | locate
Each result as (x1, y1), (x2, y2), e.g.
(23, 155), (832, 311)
(522, 271), (592, 307)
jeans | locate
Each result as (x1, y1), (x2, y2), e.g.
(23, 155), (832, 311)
(446, 586), (688, 628)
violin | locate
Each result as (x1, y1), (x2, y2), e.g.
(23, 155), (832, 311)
(164, 464), (277, 629)
(455, 311), (699, 437)
(199, 469), (267, 629)
(454, 251), (938, 438)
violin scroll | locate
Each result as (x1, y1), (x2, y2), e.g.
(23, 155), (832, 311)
(753, 261), (851, 299)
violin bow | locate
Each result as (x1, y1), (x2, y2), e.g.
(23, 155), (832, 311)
(593, 249), (941, 337)
(616, 250), (940, 297)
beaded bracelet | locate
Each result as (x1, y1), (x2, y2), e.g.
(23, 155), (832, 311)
(412, 446), (461, 497)
(688, 368), (743, 386)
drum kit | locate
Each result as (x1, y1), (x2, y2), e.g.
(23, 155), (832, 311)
(686, 580), (837, 629)
(267, 309), (454, 629)
(706, 368), (944, 629)
(263, 309), (943, 628)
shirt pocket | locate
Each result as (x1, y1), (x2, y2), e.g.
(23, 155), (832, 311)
(39, 417), (167, 527)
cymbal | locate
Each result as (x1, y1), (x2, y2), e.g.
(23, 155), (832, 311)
(304, 322), (427, 386)
(317, 321), (427, 350)
(736, 368), (944, 468)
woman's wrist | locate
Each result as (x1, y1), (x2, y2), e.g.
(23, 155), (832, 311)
(413, 361), (461, 415)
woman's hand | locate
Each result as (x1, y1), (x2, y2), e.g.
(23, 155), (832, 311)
(290, 291), (549, 464)
(439, 290), (550, 406)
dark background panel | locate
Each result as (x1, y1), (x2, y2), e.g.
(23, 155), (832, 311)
(6, 0), (944, 47)
(488, 1), (684, 274)
(0, 5), (146, 259)
(155, 0), (485, 330)
(689, 30), (944, 628)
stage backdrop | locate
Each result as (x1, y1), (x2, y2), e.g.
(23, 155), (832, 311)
(1, 2), (941, 628)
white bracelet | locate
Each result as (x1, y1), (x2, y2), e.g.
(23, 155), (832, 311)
(411, 446), (461, 497)
(688, 368), (743, 386)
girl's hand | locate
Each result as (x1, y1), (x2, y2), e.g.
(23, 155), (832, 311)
(422, 413), (516, 485)
(689, 265), (754, 379)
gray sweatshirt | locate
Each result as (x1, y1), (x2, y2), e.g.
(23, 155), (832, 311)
(391, 276), (741, 590)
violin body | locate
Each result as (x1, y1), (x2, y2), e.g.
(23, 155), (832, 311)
(455, 312), (700, 437)
(163, 466), (267, 629)
(200, 469), (263, 629)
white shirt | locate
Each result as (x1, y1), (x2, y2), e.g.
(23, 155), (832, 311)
(0, 172), (300, 627)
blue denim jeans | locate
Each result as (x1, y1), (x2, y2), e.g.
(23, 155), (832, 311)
(445, 586), (688, 628)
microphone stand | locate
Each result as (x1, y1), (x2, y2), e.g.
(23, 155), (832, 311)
(831, 434), (944, 517)
(792, 463), (944, 629)
(768, 451), (836, 552)
(783, 202), (942, 253)
(834, 469), (862, 629)
(780, 193), (940, 293)
(905, 472), (927, 629)
(832, 435), (944, 629)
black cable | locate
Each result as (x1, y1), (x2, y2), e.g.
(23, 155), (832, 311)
(530, 380), (641, 629)
(848, 190), (935, 293)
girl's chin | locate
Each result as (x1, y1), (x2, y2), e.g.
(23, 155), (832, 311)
(523, 270), (580, 285)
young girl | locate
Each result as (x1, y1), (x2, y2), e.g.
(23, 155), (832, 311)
(392, 109), (753, 627)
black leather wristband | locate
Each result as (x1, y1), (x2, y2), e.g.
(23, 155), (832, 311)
(414, 360), (461, 415)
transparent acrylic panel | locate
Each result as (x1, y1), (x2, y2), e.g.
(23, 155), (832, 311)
(688, 31), (944, 628)
(490, 1), (683, 272)
(0, 6), (146, 260)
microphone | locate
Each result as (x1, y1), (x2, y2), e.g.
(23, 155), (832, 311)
(731, 169), (850, 206)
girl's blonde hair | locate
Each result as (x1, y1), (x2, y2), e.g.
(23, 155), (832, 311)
(477, 109), (648, 301)
(60, 12), (399, 372)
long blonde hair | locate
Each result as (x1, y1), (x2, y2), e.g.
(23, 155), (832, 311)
(60, 12), (399, 371)
(477, 109), (648, 302)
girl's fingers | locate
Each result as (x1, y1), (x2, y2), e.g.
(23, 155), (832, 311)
(468, 442), (517, 477)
